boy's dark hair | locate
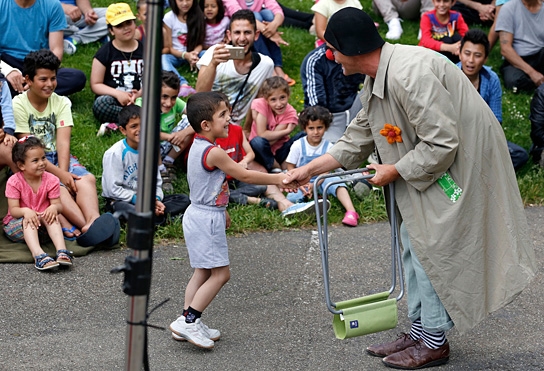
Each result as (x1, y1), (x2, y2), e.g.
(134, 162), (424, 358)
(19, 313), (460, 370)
(299, 106), (333, 130)
(23, 49), (60, 80)
(12, 136), (45, 164)
(169, 0), (205, 51)
(230, 9), (256, 32)
(118, 105), (141, 128)
(199, 0), (225, 22)
(259, 76), (290, 99)
(460, 29), (490, 58)
(186, 92), (230, 133)
(162, 70), (181, 91)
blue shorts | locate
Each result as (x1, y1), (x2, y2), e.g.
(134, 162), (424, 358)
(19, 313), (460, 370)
(46, 151), (90, 177)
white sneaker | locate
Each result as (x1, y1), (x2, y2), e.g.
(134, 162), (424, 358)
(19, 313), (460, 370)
(281, 199), (331, 218)
(281, 200), (315, 217)
(386, 18), (403, 40)
(169, 318), (214, 349)
(170, 315), (220, 341)
(197, 319), (221, 341)
(96, 122), (118, 137)
(97, 123), (108, 137)
(170, 315), (221, 341)
(172, 331), (185, 341)
(63, 39), (77, 55)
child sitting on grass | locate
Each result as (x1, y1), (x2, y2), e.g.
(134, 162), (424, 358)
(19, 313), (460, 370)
(101, 105), (190, 225)
(216, 114), (324, 216)
(161, 0), (205, 97)
(13, 49), (118, 248)
(248, 76), (305, 173)
(285, 106), (359, 227)
(134, 0), (147, 42)
(169, 91), (286, 349)
(3, 136), (73, 271)
(419, 0), (468, 63)
(92, 3), (143, 133)
(136, 71), (188, 193)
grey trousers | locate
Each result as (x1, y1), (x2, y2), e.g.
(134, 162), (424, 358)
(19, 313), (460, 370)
(64, 8), (108, 44)
(372, 0), (433, 23)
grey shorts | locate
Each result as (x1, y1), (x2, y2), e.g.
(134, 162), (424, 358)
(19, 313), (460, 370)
(182, 203), (229, 269)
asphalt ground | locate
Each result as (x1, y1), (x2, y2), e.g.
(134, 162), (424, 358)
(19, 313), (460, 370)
(0, 207), (543, 370)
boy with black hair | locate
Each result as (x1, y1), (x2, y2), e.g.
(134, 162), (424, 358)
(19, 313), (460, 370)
(13, 49), (118, 247)
(457, 28), (528, 170)
(101, 105), (190, 225)
(168, 91), (284, 349)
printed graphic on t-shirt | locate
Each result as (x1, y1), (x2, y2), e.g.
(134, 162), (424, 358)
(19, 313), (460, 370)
(124, 160), (138, 190)
(215, 180), (229, 206)
(110, 59), (143, 92)
(28, 113), (57, 152)
(175, 32), (187, 47)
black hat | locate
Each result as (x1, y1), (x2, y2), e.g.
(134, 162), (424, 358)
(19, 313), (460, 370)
(324, 8), (385, 56)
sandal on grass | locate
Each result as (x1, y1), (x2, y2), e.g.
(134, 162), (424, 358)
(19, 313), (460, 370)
(62, 225), (79, 241)
(283, 74), (296, 87)
(35, 253), (59, 271)
(259, 197), (278, 210)
(56, 249), (74, 266)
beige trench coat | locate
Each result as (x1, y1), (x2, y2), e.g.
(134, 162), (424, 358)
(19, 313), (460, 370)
(329, 43), (536, 334)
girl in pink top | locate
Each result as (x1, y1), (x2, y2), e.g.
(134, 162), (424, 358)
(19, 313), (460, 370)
(3, 137), (73, 271)
(199, 0), (230, 52)
(248, 76), (304, 172)
(222, 0), (295, 86)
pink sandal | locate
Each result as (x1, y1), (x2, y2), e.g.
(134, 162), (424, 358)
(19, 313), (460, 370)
(342, 210), (359, 227)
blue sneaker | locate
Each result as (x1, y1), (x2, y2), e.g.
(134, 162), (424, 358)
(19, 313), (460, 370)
(281, 199), (331, 218)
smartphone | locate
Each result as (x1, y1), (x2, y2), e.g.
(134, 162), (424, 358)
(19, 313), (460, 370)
(225, 45), (245, 60)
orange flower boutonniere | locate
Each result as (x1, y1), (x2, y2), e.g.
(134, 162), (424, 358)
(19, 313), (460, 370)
(380, 123), (403, 144)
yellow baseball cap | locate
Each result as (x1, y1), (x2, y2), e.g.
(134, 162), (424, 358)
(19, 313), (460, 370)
(106, 3), (136, 26)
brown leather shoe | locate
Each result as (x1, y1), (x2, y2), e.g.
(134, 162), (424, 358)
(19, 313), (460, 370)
(382, 339), (450, 369)
(366, 333), (418, 357)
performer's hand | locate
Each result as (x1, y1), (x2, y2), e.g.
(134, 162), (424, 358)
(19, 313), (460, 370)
(366, 164), (399, 186)
(282, 166), (312, 192)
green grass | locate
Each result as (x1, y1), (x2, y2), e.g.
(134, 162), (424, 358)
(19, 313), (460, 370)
(63, 0), (543, 244)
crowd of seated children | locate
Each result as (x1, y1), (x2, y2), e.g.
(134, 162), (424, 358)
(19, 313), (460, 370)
(3, 1), (543, 254)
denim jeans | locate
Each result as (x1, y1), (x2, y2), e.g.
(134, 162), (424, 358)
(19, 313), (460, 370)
(253, 9), (274, 22)
(252, 9), (281, 66)
(250, 132), (306, 172)
(161, 53), (189, 85)
(400, 222), (454, 332)
(286, 176), (345, 203)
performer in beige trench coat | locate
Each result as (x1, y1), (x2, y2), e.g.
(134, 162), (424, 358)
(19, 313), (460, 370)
(283, 8), (536, 370)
